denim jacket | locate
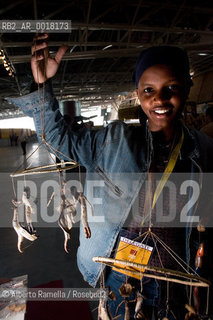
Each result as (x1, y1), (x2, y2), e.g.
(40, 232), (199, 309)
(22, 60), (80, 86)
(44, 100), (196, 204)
(6, 82), (213, 287)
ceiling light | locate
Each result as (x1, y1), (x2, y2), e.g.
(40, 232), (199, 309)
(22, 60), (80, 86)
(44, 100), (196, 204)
(102, 44), (112, 51)
(198, 53), (208, 56)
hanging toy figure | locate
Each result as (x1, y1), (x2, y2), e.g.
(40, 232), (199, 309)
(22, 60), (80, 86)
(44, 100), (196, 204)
(185, 304), (199, 320)
(58, 180), (77, 253)
(193, 243), (204, 314)
(78, 191), (93, 239)
(98, 286), (120, 320)
(58, 180), (78, 253)
(58, 180), (93, 252)
(134, 291), (147, 319)
(98, 297), (113, 320)
(22, 189), (36, 234)
(58, 198), (72, 253)
(115, 283), (136, 320)
(12, 200), (37, 253)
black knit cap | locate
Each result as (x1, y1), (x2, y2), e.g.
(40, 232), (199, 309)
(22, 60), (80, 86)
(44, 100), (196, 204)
(133, 46), (193, 88)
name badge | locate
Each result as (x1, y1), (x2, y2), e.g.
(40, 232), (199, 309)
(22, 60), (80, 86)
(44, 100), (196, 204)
(113, 236), (153, 279)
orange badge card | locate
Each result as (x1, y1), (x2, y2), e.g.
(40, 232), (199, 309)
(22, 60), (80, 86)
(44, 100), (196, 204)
(113, 236), (153, 280)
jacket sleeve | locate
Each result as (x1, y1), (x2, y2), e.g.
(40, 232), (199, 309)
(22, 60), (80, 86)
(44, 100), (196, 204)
(5, 82), (108, 170)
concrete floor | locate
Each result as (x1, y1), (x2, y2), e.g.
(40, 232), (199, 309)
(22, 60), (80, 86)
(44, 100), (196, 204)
(0, 141), (98, 318)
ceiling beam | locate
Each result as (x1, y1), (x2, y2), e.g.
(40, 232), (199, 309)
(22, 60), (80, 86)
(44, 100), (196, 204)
(126, 1), (213, 15)
(2, 41), (149, 48)
(8, 43), (213, 64)
(44, 2), (74, 19)
(0, 0), (27, 16)
(9, 47), (142, 64)
(69, 22), (213, 35)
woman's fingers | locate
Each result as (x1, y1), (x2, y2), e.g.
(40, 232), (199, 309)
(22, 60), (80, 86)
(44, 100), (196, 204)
(31, 42), (48, 55)
(54, 45), (68, 64)
(31, 34), (67, 82)
(31, 54), (44, 62)
(32, 33), (49, 55)
(33, 33), (49, 42)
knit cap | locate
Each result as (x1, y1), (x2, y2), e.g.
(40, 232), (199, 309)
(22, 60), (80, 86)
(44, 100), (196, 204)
(133, 46), (193, 88)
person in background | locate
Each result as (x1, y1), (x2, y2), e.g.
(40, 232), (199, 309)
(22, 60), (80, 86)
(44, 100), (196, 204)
(19, 131), (27, 155)
(9, 133), (13, 146)
(13, 133), (18, 146)
(200, 106), (213, 138)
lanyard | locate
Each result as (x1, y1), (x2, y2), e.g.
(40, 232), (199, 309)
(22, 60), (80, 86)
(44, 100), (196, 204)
(151, 130), (184, 210)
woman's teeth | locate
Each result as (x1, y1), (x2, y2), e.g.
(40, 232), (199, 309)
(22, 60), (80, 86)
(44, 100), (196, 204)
(154, 109), (170, 114)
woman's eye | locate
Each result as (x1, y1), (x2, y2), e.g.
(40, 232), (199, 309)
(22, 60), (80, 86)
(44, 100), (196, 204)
(144, 87), (153, 93)
(168, 85), (180, 91)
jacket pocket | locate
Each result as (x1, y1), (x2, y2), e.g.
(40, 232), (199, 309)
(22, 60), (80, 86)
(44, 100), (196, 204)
(95, 166), (123, 197)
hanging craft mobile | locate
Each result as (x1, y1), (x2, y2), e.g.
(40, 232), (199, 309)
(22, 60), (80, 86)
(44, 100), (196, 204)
(94, 228), (210, 319)
(10, 40), (92, 253)
(94, 169), (211, 319)
(58, 180), (93, 253)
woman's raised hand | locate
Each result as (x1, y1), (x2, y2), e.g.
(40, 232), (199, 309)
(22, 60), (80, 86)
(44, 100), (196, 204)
(31, 33), (68, 83)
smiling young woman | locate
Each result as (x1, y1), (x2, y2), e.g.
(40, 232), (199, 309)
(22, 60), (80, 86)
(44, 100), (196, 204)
(7, 41), (213, 320)
(136, 64), (188, 141)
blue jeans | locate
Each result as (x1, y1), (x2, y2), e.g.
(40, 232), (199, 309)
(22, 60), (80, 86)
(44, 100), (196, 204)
(105, 269), (160, 320)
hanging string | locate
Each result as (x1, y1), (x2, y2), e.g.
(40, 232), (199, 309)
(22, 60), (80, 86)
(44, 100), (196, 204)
(110, 230), (150, 256)
(92, 264), (105, 315)
(150, 230), (164, 269)
(189, 280), (192, 306)
(100, 262), (105, 289)
(42, 83), (45, 137)
(34, 38), (77, 166)
(25, 141), (44, 169)
(36, 60), (45, 140)
(34, 37), (75, 170)
(44, 139), (77, 164)
(24, 175), (27, 189)
(34, 36), (46, 140)
(139, 229), (152, 264)
(47, 191), (55, 207)
(78, 164), (82, 187)
(138, 229), (152, 290)
(11, 37), (78, 181)
(206, 286), (209, 315)
(140, 275), (143, 294)
(152, 232), (195, 275)
(166, 281), (170, 317)
(19, 241), (36, 252)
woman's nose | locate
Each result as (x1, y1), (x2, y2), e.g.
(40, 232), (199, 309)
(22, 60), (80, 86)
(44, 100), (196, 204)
(153, 88), (172, 102)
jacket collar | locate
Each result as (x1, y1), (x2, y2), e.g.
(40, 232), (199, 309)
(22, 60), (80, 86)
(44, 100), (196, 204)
(181, 124), (200, 161)
(145, 120), (201, 162)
